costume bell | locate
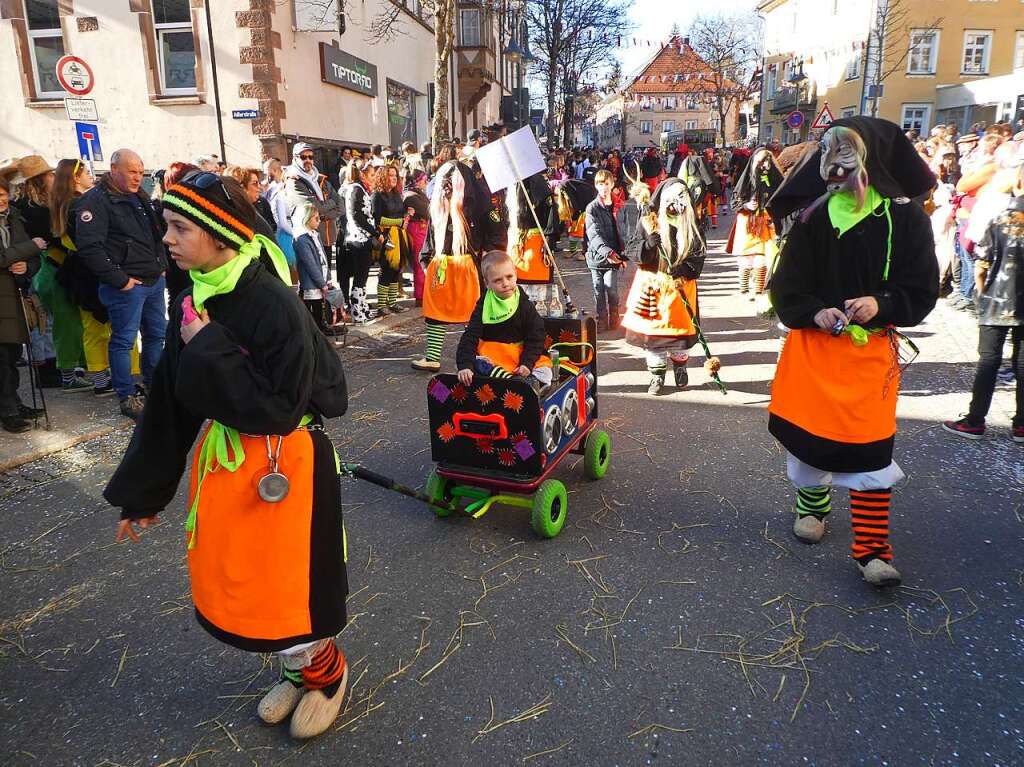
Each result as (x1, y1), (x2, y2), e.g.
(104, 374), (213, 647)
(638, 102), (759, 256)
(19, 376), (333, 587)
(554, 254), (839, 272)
(621, 178), (706, 396)
(728, 148), (782, 297)
(104, 174), (352, 738)
(766, 117), (939, 587)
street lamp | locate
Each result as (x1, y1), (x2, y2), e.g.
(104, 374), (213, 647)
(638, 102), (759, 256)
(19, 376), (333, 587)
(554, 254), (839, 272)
(504, 34), (534, 130)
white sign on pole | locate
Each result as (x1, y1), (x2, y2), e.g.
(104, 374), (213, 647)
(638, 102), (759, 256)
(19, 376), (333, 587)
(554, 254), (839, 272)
(475, 127), (546, 193)
(64, 98), (98, 122)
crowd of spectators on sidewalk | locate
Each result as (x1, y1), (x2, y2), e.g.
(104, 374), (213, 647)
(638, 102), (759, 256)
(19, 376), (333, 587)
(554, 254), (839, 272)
(1, 115), (1020, 434)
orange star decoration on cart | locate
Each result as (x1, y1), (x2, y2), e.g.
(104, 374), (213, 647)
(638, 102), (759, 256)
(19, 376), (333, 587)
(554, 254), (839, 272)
(502, 390), (524, 413)
(475, 384), (496, 406)
(437, 421), (456, 442)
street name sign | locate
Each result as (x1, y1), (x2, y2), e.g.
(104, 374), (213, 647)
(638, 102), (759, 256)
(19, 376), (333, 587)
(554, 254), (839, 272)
(64, 98), (98, 122)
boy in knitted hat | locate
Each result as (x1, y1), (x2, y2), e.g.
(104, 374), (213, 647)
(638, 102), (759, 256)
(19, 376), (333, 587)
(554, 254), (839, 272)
(104, 170), (351, 739)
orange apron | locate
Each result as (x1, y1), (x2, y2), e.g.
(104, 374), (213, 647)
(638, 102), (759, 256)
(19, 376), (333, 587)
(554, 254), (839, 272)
(188, 428), (316, 642)
(511, 230), (551, 284)
(727, 209), (775, 256)
(621, 270), (697, 337)
(423, 253), (481, 324)
(477, 339), (552, 372)
(568, 213), (586, 239)
(769, 328), (898, 445)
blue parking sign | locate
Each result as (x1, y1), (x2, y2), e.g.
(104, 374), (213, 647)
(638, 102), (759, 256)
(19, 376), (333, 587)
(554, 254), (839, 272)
(75, 121), (103, 162)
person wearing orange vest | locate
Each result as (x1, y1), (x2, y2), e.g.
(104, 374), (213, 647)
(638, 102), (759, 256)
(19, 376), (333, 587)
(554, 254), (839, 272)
(411, 161), (495, 372)
(766, 117), (938, 587)
(507, 172), (559, 315)
(621, 178), (706, 395)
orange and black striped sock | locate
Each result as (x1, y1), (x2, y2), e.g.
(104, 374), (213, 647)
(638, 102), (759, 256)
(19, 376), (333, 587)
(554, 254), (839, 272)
(301, 641), (347, 693)
(849, 488), (892, 562)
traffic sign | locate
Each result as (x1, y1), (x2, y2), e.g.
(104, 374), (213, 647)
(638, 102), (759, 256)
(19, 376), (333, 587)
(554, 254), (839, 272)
(810, 103), (834, 130)
(232, 109), (259, 119)
(786, 111), (805, 129)
(75, 121), (103, 164)
(55, 55), (94, 96)
(64, 98), (98, 122)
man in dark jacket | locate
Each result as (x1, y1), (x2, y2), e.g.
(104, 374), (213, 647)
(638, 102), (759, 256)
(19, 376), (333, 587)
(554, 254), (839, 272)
(76, 148), (167, 420)
(585, 169), (626, 330)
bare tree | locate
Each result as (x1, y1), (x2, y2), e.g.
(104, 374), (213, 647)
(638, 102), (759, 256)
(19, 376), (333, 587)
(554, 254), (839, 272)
(865, 0), (942, 117)
(524, 0), (633, 148)
(687, 12), (762, 147)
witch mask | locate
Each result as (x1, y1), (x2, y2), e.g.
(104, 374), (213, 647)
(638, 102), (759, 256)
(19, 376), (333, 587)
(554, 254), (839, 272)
(819, 126), (868, 195)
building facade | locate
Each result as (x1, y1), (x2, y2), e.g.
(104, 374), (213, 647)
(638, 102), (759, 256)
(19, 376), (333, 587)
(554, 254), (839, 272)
(452, 0), (527, 138)
(0, 0), (524, 173)
(758, 0), (1024, 144)
(611, 35), (740, 151)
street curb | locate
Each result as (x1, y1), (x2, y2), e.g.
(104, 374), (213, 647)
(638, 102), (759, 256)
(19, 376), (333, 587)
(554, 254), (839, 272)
(0, 305), (427, 474)
(0, 421), (133, 473)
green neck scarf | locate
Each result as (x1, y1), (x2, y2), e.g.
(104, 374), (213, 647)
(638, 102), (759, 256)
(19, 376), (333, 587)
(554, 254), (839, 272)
(828, 184), (884, 237)
(482, 288), (519, 325)
(189, 235), (292, 312)
(190, 253), (250, 312)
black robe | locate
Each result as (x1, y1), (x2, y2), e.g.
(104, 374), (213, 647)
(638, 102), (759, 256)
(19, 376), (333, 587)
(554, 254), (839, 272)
(768, 199), (938, 472)
(769, 199), (938, 330)
(105, 259), (348, 519)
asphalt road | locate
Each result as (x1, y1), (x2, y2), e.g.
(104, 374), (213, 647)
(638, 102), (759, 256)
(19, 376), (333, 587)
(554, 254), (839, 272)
(1, 216), (1021, 767)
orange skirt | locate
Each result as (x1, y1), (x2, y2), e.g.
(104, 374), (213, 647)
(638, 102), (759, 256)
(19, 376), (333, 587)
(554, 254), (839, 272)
(770, 328), (898, 446)
(423, 254), (481, 324)
(727, 210), (775, 256)
(511, 231), (551, 284)
(187, 426), (347, 651)
(621, 270), (697, 338)
(477, 339), (552, 372)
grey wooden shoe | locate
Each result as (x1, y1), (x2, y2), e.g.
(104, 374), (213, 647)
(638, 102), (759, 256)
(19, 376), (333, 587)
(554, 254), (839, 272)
(257, 679), (304, 725)
(858, 558), (902, 587)
(792, 515), (825, 544)
(289, 665), (349, 739)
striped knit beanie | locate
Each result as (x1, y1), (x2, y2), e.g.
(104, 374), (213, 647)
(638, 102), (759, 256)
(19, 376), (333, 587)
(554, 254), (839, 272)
(161, 172), (256, 250)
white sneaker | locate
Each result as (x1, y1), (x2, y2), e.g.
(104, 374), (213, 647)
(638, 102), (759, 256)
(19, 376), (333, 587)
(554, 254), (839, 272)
(257, 680), (304, 725)
(858, 558), (902, 587)
(289, 665), (349, 739)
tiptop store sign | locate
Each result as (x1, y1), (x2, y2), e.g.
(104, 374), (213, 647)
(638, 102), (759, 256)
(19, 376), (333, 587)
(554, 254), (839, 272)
(319, 44), (378, 98)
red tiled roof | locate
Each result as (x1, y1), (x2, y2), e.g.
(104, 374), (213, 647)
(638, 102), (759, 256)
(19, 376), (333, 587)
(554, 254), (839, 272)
(626, 37), (738, 94)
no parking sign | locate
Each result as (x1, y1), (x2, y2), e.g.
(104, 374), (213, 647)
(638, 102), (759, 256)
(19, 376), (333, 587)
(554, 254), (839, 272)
(786, 111), (805, 130)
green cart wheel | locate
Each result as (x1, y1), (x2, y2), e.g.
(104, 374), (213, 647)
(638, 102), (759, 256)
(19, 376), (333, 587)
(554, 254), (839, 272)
(583, 428), (611, 480)
(531, 479), (567, 538)
(425, 468), (455, 517)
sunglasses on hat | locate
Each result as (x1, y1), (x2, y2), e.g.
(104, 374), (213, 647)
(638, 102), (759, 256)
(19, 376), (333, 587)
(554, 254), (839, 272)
(183, 170), (230, 200)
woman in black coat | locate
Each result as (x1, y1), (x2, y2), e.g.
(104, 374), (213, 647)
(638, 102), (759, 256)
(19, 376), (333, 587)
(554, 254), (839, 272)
(0, 177), (46, 432)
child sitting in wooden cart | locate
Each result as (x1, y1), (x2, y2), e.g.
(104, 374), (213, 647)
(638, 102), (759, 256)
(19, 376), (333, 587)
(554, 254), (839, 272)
(456, 250), (553, 393)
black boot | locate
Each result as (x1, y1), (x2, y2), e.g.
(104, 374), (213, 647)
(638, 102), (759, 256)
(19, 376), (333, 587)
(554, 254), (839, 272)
(36, 359), (62, 389)
(672, 360), (689, 389)
(647, 373), (666, 396)
(2, 415), (32, 433)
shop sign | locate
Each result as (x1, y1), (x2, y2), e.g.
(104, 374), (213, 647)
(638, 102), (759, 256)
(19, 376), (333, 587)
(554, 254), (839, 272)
(319, 43), (378, 98)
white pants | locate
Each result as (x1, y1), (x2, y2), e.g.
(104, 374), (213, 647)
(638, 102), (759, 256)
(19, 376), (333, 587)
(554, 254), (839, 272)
(738, 254), (766, 271)
(785, 451), (905, 491)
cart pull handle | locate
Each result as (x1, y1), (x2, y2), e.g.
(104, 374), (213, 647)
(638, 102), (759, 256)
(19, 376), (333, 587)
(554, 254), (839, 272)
(340, 463), (459, 514)
(453, 412), (508, 441)
(548, 341), (595, 366)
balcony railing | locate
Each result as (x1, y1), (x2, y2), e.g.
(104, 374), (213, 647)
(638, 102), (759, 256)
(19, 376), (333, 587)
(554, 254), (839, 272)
(770, 81), (816, 114)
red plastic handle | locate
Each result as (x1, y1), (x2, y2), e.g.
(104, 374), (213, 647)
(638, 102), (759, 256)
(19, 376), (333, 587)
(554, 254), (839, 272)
(453, 412), (508, 440)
